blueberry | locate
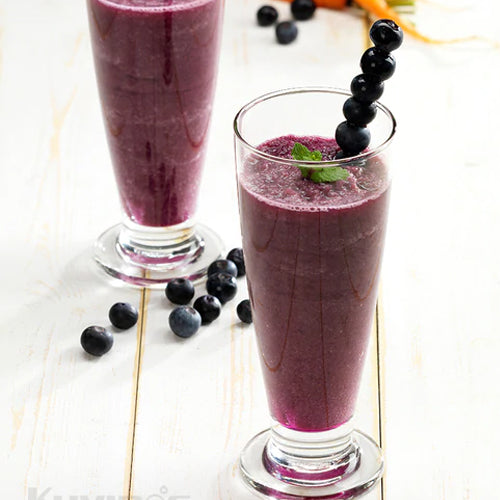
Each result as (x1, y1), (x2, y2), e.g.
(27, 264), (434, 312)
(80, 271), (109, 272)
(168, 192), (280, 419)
(335, 121), (371, 156)
(226, 248), (246, 277)
(369, 19), (403, 52)
(81, 326), (113, 356)
(237, 300), (253, 324)
(206, 272), (238, 304)
(108, 302), (139, 330)
(169, 307), (201, 338)
(193, 295), (222, 325)
(360, 47), (395, 81)
(343, 98), (377, 127)
(291, 0), (316, 21)
(350, 74), (384, 104)
(207, 259), (238, 278)
(276, 21), (298, 45)
(165, 278), (195, 305)
(257, 5), (278, 26)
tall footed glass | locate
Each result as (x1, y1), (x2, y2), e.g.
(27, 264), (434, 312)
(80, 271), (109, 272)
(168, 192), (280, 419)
(87, 0), (224, 287)
(234, 88), (395, 499)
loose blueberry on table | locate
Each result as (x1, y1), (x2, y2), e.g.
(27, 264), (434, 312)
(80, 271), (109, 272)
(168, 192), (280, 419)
(169, 306), (202, 338)
(335, 19), (403, 158)
(237, 300), (253, 324)
(257, 5), (278, 26)
(109, 302), (139, 330)
(81, 326), (114, 356)
(206, 272), (238, 304)
(193, 295), (222, 325)
(226, 247), (246, 277)
(291, 0), (316, 21)
(165, 278), (195, 305)
(207, 259), (238, 278)
(276, 21), (298, 45)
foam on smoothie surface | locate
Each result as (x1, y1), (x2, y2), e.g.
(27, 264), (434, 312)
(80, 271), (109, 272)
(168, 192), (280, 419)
(98, 0), (213, 10)
(243, 135), (388, 211)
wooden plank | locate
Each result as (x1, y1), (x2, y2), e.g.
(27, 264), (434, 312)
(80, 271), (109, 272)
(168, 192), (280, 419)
(130, 1), (382, 499)
(0, 1), (141, 497)
(129, 288), (382, 500)
(381, 0), (500, 498)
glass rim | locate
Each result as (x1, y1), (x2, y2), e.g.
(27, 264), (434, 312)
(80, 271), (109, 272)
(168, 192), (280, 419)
(233, 86), (397, 167)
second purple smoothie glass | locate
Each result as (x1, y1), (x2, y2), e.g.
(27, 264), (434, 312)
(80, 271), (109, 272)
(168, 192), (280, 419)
(87, 0), (224, 287)
(234, 88), (396, 499)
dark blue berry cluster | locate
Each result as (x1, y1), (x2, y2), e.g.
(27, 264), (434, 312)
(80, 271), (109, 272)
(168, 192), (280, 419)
(256, 0), (317, 45)
(335, 19), (403, 158)
(81, 250), (251, 355)
(166, 248), (252, 339)
(81, 302), (139, 357)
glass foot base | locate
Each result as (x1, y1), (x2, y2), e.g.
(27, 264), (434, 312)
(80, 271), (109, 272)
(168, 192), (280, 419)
(94, 223), (224, 288)
(240, 429), (383, 499)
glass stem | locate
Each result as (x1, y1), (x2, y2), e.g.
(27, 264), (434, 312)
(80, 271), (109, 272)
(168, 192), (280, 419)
(263, 420), (361, 486)
(118, 217), (203, 267)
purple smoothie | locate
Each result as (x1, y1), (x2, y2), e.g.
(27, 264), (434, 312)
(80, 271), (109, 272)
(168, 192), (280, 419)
(88, 0), (222, 227)
(239, 135), (390, 432)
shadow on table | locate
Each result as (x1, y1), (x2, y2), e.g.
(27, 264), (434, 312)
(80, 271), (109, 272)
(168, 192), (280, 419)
(0, 246), (145, 395)
(215, 458), (262, 499)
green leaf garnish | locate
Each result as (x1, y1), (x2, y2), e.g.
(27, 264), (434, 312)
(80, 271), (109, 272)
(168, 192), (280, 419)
(309, 167), (350, 183)
(292, 142), (322, 162)
(291, 142), (349, 184)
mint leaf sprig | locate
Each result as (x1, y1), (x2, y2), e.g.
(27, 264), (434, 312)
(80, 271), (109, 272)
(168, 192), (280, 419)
(291, 142), (349, 183)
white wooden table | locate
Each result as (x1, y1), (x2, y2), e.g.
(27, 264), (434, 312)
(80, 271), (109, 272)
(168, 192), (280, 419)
(1, 0), (499, 498)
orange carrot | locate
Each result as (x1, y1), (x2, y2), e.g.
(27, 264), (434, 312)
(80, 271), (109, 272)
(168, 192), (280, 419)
(353, 0), (481, 44)
(281, 0), (348, 8)
(315, 0), (348, 7)
(280, 0), (494, 45)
